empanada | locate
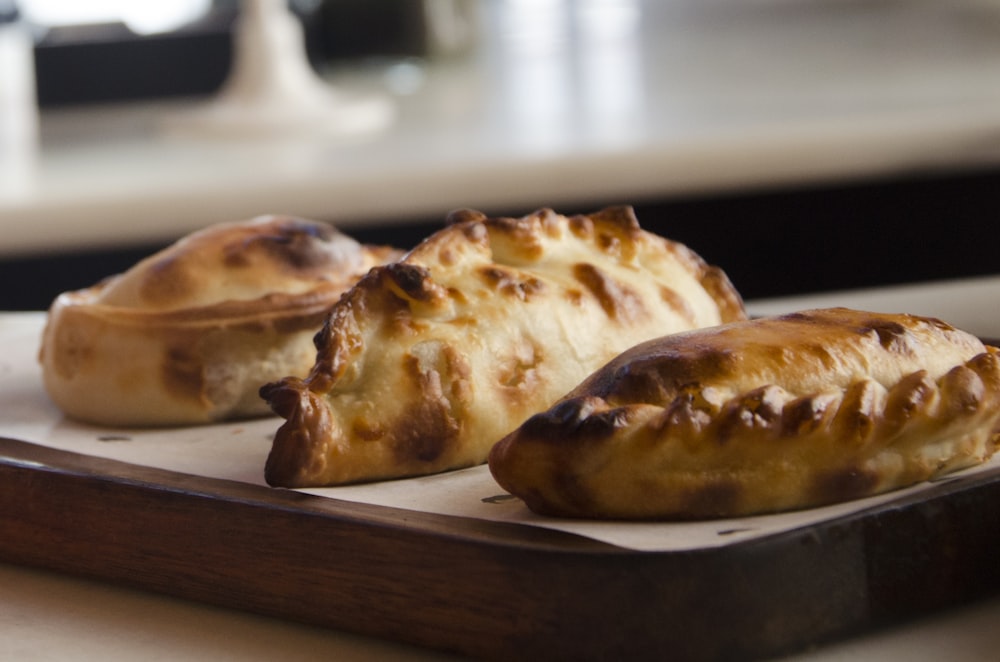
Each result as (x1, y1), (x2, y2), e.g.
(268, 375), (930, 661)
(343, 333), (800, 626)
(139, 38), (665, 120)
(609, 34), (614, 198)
(261, 206), (746, 487)
(40, 215), (400, 426)
(488, 308), (1000, 519)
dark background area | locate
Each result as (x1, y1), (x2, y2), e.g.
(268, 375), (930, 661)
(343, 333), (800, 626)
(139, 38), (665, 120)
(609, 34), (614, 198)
(31, 0), (436, 108)
(3, 166), (996, 311)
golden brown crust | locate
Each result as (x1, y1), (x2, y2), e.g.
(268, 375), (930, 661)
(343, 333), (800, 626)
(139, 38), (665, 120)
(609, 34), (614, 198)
(39, 216), (401, 426)
(261, 206), (746, 487)
(488, 308), (1000, 519)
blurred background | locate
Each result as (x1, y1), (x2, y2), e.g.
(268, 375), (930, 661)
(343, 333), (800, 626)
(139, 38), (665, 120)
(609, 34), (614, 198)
(2, 0), (1000, 309)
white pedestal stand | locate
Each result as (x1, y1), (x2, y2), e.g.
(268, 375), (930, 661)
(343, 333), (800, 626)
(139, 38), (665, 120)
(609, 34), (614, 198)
(164, 0), (394, 139)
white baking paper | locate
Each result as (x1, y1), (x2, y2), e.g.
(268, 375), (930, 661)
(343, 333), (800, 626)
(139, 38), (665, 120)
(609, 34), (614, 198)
(3, 311), (998, 552)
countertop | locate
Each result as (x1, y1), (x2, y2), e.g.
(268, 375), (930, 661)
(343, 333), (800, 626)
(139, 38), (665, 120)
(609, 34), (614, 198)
(4, 0), (1000, 257)
(4, 274), (1000, 660)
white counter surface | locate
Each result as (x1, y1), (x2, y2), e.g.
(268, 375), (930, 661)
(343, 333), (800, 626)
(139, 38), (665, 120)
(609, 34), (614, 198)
(4, 274), (1000, 660)
(4, 0), (1000, 257)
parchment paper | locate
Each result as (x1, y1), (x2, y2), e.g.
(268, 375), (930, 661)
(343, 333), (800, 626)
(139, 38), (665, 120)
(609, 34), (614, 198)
(4, 312), (997, 552)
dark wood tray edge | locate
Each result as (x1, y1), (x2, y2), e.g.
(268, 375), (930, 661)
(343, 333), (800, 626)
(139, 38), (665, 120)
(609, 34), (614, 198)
(0, 436), (616, 554)
(4, 435), (1000, 661)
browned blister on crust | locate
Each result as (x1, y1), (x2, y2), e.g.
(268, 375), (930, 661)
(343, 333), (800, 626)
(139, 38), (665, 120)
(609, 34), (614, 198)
(39, 215), (401, 426)
(260, 206), (746, 487)
(488, 308), (1000, 519)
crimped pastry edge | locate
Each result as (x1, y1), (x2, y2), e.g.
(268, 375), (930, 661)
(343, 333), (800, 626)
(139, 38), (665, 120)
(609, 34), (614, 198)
(261, 206), (748, 487)
(488, 311), (1000, 520)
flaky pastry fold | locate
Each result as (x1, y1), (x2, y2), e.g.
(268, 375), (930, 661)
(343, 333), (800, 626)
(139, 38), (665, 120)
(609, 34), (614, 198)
(40, 215), (400, 426)
(489, 308), (1000, 519)
(261, 206), (746, 486)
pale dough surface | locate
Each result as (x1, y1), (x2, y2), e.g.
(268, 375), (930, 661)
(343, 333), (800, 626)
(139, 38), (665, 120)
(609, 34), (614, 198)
(262, 207), (746, 487)
(39, 216), (400, 426)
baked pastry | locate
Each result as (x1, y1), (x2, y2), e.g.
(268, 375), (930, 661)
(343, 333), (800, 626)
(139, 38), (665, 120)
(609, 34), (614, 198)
(261, 206), (746, 487)
(488, 308), (1000, 519)
(40, 215), (401, 426)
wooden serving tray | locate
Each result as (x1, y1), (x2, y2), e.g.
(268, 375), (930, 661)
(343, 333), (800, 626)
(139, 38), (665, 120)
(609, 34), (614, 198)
(4, 435), (1000, 662)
